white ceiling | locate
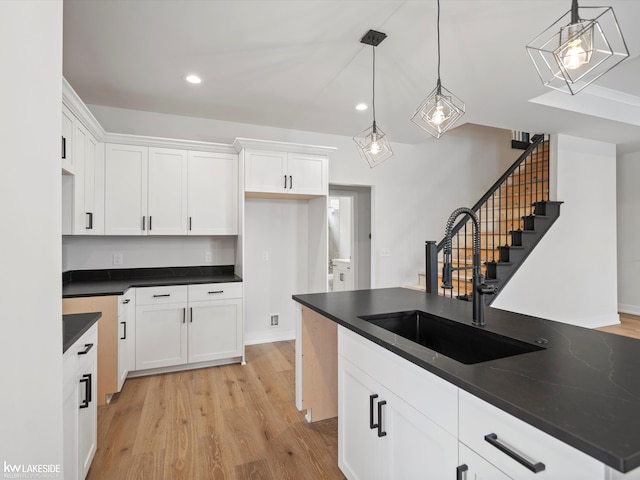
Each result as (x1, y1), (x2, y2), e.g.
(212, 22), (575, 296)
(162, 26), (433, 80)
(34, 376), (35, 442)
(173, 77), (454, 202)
(63, 0), (640, 149)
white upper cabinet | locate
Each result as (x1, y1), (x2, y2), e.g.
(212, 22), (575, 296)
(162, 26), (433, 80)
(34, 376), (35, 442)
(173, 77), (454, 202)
(244, 149), (327, 197)
(235, 139), (334, 199)
(104, 144), (238, 236)
(244, 150), (288, 193)
(104, 144), (148, 235)
(61, 104), (75, 174)
(61, 106), (105, 235)
(187, 151), (238, 235)
(286, 152), (327, 195)
(147, 147), (188, 235)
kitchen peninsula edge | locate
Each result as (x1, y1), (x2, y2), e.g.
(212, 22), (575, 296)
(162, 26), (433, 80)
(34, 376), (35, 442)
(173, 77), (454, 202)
(292, 287), (640, 474)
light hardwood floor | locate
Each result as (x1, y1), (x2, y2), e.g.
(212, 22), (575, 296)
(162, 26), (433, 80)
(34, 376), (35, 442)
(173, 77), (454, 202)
(597, 313), (640, 340)
(87, 341), (345, 480)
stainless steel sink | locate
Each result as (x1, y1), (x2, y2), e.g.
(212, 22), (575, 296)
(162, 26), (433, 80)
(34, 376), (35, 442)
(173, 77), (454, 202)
(359, 310), (544, 364)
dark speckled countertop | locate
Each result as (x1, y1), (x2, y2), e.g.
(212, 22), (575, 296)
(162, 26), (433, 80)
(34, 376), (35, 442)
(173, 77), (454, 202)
(63, 312), (101, 353)
(293, 287), (640, 474)
(63, 265), (242, 298)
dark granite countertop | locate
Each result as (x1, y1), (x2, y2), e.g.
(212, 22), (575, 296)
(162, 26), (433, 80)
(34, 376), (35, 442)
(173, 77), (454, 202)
(63, 265), (242, 298)
(63, 312), (101, 353)
(292, 287), (640, 473)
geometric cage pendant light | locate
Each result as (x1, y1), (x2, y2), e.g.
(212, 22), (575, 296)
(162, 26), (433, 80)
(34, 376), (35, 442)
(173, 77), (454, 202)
(411, 0), (465, 139)
(526, 0), (629, 95)
(353, 29), (393, 168)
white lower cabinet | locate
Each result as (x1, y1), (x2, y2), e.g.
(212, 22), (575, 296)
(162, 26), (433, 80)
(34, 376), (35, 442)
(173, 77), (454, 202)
(339, 357), (457, 480)
(117, 291), (135, 390)
(135, 286), (188, 370)
(338, 326), (459, 480)
(63, 323), (98, 480)
(134, 283), (243, 372)
(188, 283), (243, 363)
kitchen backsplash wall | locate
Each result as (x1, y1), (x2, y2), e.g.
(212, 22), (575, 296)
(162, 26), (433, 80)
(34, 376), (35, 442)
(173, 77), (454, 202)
(62, 236), (236, 271)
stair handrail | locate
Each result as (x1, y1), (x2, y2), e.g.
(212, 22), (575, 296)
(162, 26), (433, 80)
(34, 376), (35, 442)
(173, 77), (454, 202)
(435, 134), (546, 252)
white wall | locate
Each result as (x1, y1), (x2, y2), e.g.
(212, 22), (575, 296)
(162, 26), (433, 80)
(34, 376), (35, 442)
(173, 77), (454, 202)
(617, 150), (640, 315)
(493, 134), (619, 328)
(0, 0), (63, 472)
(62, 236), (236, 271)
(243, 199), (308, 344)
(88, 104), (518, 289)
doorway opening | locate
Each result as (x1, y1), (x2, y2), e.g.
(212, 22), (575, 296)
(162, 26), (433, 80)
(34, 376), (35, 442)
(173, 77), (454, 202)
(328, 185), (372, 291)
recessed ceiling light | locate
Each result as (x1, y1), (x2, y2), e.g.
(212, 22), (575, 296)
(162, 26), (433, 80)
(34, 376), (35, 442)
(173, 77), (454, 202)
(185, 74), (202, 84)
(355, 103), (368, 111)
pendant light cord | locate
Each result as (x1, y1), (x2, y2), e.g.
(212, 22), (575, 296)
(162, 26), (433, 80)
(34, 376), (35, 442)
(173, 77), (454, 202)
(372, 44), (377, 127)
(437, 0), (441, 83)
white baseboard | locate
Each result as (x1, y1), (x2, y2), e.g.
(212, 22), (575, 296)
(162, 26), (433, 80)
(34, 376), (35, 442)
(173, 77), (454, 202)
(618, 304), (640, 316)
(244, 328), (296, 346)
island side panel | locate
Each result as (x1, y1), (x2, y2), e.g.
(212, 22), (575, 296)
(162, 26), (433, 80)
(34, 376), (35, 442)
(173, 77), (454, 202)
(63, 296), (118, 406)
(300, 306), (338, 422)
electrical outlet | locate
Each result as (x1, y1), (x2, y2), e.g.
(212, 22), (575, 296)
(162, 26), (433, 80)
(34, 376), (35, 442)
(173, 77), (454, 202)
(270, 314), (279, 327)
(380, 248), (391, 257)
(205, 251), (212, 263)
(113, 252), (123, 265)
(262, 250), (269, 261)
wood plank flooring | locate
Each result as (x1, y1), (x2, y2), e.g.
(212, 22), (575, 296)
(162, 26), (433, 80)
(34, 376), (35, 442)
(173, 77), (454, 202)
(597, 313), (640, 340)
(87, 341), (345, 480)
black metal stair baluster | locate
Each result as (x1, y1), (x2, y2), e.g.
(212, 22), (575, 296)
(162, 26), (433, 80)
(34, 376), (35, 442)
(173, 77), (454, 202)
(459, 225), (464, 298)
(518, 165), (522, 230)
(536, 143), (540, 205)
(529, 152), (533, 215)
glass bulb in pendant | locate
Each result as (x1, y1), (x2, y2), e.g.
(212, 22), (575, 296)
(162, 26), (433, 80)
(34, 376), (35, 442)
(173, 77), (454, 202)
(369, 132), (381, 155)
(430, 105), (446, 126)
(562, 39), (588, 70)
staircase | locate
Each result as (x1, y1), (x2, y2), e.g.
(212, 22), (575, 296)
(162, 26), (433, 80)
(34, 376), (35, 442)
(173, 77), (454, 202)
(416, 134), (562, 303)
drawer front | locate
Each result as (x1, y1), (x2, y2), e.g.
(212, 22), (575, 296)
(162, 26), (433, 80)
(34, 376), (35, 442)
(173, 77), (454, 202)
(63, 324), (98, 392)
(338, 325), (458, 437)
(117, 290), (134, 315)
(459, 389), (604, 480)
(188, 282), (242, 302)
(135, 285), (187, 305)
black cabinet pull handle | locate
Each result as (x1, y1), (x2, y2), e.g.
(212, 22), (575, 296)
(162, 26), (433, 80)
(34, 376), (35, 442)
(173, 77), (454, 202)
(289, 175), (292, 189)
(189, 216), (192, 231)
(62, 136), (66, 159)
(369, 394), (378, 429)
(484, 433), (545, 473)
(78, 343), (93, 355)
(120, 321), (126, 340)
(79, 374), (91, 408)
(208, 290), (224, 294)
(377, 400), (387, 437)
(85, 212), (93, 230)
(183, 308), (186, 323)
(149, 215), (152, 231)
(122, 299), (130, 304)
(284, 174), (287, 189)
(456, 464), (468, 480)
(153, 294), (171, 298)
(142, 216), (146, 231)
(190, 307), (193, 323)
